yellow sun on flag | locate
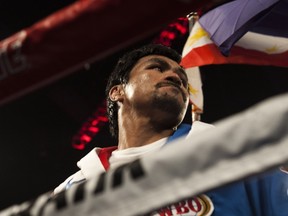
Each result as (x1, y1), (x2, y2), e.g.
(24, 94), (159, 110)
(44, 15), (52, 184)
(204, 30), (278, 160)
(186, 26), (208, 48)
(265, 45), (279, 53)
(188, 83), (198, 96)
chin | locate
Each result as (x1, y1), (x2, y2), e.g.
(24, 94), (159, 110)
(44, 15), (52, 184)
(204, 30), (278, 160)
(152, 94), (187, 119)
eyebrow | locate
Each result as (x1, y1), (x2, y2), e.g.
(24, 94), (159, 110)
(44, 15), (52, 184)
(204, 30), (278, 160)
(146, 57), (188, 80)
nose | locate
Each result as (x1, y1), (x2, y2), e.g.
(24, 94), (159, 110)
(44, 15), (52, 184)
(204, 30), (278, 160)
(164, 73), (182, 87)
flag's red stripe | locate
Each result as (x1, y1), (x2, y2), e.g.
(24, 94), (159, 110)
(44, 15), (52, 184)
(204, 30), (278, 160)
(181, 44), (288, 68)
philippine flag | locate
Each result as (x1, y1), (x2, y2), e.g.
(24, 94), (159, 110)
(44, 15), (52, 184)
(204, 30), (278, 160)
(181, 21), (288, 69)
(181, 0), (288, 113)
(181, 0), (288, 67)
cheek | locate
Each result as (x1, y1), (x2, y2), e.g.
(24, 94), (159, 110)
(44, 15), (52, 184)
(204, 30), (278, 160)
(124, 84), (136, 99)
(125, 74), (154, 98)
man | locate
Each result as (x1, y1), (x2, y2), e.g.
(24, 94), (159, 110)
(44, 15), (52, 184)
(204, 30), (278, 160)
(54, 44), (288, 216)
(55, 43), (213, 191)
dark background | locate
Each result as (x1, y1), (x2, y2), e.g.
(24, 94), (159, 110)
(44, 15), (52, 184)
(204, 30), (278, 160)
(1, 0), (288, 210)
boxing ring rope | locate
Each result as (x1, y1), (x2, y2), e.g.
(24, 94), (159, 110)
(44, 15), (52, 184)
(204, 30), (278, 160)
(2, 0), (287, 215)
(0, 0), (214, 106)
(1, 92), (288, 216)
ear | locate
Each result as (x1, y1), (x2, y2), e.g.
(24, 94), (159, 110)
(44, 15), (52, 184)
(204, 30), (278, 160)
(109, 85), (125, 102)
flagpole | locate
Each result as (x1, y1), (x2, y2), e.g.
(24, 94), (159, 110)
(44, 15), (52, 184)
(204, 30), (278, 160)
(186, 12), (202, 122)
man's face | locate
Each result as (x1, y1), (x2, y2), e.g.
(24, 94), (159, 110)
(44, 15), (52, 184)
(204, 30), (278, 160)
(123, 55), (189, 124)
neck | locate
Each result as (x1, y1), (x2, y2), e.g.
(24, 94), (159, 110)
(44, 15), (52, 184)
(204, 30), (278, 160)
(117, 113), (175, 150)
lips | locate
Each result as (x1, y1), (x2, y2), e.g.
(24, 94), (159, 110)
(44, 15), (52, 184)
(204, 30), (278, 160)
(157, 81), (181, 90)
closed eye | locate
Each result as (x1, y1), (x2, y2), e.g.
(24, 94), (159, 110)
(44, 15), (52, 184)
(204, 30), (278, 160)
(147, 64), (163, 72)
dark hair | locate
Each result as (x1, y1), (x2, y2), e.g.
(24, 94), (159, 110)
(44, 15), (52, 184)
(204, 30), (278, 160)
(105, 43), (182, 138)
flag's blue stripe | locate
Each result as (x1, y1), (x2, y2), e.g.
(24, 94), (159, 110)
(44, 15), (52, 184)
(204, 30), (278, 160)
(251, 0), (288, 38)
